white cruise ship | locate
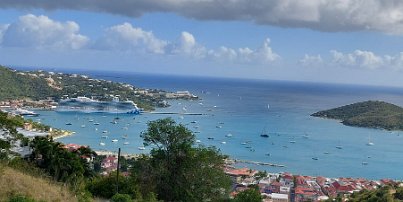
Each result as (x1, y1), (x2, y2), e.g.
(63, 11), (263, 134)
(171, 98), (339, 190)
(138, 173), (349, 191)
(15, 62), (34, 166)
(57, 96), (141, 114)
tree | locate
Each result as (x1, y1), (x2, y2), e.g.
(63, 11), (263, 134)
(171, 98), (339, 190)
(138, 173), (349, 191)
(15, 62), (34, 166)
(111, 194), (132, 202)
(233, 188), (263, 202)
(133, 118), (232, 201)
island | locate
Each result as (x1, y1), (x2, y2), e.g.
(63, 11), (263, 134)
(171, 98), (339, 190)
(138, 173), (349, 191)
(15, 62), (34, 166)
(311, 100), (403, 130)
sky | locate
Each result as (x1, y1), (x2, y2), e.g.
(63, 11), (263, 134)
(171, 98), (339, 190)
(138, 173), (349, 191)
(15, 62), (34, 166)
(2, 1), (403, 86)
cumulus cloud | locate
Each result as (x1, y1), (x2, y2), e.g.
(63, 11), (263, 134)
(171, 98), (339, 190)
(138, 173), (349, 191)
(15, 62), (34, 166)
(94, 23), (167, 54)
(299, 54), (323, 67)
(167, 31), (206, 58)
(330, 50), (384, 69)
(300, 50), (403, 70)
(2, 0), (403, 34)
(208, 38), (280, 63)
(1, 14), (88, 49)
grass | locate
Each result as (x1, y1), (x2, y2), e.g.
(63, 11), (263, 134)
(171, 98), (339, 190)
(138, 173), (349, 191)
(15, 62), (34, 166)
(0, 164), (78, 202)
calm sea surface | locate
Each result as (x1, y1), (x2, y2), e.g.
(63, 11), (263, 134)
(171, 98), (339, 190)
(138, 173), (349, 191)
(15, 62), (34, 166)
(33, 70), (403, 179)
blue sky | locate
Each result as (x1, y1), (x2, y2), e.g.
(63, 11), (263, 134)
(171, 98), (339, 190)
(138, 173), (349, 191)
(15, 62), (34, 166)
(2, 1), (403, 87)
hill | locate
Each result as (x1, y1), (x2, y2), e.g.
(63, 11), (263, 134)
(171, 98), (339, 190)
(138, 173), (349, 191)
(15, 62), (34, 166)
(0, 65), (194, 110)
(0, 165), (77, 202)
(311, 100), (403, 130)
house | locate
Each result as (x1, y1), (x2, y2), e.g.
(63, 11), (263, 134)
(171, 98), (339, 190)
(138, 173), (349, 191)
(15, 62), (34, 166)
(101, 155), (118, 170)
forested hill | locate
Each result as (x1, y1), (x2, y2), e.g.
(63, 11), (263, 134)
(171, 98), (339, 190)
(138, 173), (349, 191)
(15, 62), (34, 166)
(311, 100), (403, 130)
(0, 65), (171, 110)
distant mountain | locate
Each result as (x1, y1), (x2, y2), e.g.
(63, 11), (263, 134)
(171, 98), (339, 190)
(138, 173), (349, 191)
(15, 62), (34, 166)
(311, 100), (403, 130)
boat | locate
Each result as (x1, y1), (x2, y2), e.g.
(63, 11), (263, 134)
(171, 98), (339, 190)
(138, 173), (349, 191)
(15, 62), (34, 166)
(260, 128), (269, 137)
(138, 146), (146, 150)
(65, 122), (72, 125)
(241, 142), (247, 145)
(226, 133), (233, 137)
(221, 141), (226, 144)
(81, 124), (86, 128)
(93, 122), (100, 125)
(312, 157), (319, 160)
(366, 135), (374, 146)
(289, 140), (296, 143)
(99, 142), (105, 146)
(260, 134), (269, 137)
(88, 119), (94, 122)
(111, 139), (118, 142)
(336, 145), (343, 149)
(196, 140), (201, 143)
(190, 121), (198, 124)
(123, 142), (130, 145)
(216, 125), (222, 129)
(102, 130), (108, 133)
(362, 162), (368, 165)
(13, 108), (39, 116)
(265, 153), (271, 156)
(101, 135), (108, 139)
(207, 137), (214, 140)
(111, 120), (118, 124)
(57, 96), (141, 114)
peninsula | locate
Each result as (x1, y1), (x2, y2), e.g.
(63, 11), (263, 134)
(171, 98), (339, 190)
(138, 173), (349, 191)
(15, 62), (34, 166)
(0, 66), (197, 111)
(311, 100), (403, 130)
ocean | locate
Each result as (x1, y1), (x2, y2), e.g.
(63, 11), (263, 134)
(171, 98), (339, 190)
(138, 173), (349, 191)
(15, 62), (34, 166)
(34, 70), (403, 180)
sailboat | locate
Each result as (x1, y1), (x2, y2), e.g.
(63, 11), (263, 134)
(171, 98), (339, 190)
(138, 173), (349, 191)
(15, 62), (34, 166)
(366, 135), (374, 146)
(260, 128), (269, 138)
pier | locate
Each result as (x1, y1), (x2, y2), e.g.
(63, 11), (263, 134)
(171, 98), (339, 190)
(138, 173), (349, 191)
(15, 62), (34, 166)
(146, 112), (206, 115)
(234, 159), (286, 168)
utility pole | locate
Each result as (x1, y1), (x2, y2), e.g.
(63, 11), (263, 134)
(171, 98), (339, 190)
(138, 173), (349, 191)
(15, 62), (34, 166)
(116, 147), (121, 194)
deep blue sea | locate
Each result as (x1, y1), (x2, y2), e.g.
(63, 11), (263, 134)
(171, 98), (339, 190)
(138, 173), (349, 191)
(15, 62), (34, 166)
(32, 70), (403, 180)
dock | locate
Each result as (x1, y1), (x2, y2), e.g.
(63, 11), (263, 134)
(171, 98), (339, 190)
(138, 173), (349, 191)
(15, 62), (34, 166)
(234, 159), (286, 168)
(146, 112), (206, 115)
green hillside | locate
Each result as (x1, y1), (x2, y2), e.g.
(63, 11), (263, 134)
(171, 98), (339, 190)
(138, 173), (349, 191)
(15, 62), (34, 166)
(311, 100), (403, 130)
(0, 66), (56, 101)
(0, 65), (172, 110)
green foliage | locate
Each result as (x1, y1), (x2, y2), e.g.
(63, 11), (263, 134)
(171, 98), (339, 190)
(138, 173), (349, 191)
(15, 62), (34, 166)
(233, 188), (263, 202)
(29, 136), (95, 185)
(86, 173), (140, 199)
(348, 186), (396, 202)
(132, 118), (232, 202)
(312, 100), (403, 130)
(111, 194), (132, 202)
(7, 195), (37, 202)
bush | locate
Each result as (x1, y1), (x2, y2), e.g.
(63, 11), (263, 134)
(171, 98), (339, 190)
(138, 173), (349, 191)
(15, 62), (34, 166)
(111, 193), (132, 202)
(7, 195), (37, 202)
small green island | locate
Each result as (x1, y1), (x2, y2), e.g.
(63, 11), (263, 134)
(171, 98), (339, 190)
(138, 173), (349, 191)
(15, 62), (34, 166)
(311, 100), (403, 131)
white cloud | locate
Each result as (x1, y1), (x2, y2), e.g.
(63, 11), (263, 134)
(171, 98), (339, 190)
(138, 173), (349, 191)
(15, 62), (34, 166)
(300, 50), (403, 70)
(168, 31), (206, 58)
(299, 54), (323, 67)
(207, 38), (280, 64)
(330, 50), (383, 69)
(94, 22), (167, 54)
(1, 14), (88, 49)
(3, 1), (403, 34)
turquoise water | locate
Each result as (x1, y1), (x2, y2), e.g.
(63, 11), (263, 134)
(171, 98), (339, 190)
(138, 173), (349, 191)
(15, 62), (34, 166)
(34, 71), (403, 180)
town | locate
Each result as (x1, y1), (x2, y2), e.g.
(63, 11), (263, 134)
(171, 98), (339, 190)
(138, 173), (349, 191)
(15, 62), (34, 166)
(61, 143), (402, 202)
